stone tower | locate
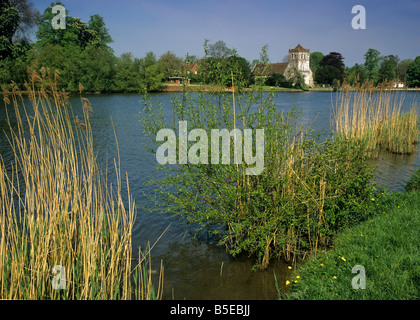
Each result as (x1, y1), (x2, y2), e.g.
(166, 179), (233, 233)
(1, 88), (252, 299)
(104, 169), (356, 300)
(283, 44), (314, 87)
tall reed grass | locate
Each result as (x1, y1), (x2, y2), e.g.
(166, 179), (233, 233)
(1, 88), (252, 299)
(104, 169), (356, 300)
(332, 81), (419, 156)
(0, 67), (162, 299)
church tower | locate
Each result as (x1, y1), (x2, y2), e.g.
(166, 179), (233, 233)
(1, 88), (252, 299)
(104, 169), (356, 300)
(283, 44), (314, 87)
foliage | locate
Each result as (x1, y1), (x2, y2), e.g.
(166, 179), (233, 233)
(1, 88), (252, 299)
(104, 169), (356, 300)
(9, 0), (40, 44)
(378, 55), (399, 83)
(398, 59), (413, 83)
(309, 51), (324, 78)
(406, 56), (420, 88)
(206, 39), (233, 59)
(0, 0), (20, 59)
(364, 48), (381, 82)
(265, 73), (292, 88)
(87, 13), (113, 49)
(157, 50), (184, 80)
(140, 53), (376, 269)
(315, 65), (344, 86)
(405, 167), (420, 193)
(315, 52), (345, 86)
(346, 63), (367, 85)
(113, 52), (142, 92)
(138, 51), (163, 93)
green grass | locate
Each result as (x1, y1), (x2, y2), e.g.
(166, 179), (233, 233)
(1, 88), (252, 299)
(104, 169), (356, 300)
(282, 190), (420, 300)
(405, 167), (420, 193)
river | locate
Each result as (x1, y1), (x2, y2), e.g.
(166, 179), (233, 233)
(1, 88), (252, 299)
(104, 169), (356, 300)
(1, 91), (419, 299)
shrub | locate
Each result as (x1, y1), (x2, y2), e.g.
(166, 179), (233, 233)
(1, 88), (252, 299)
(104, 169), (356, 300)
(140, 82), (376, 269)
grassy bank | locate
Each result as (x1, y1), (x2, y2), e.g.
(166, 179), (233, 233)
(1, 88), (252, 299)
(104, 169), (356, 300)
(282, 186), (420, 299)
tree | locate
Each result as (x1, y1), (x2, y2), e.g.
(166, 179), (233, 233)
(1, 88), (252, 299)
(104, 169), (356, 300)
(206, 40), (233, 59)
(113, 52), (142, 92)
(378, 55), (399, 83)
(406, 56), (420, 88)
(223, 56), (252, 87)
(87, 14), (113, 49)
(35, 2), (106, 50)
(309, 51), (324, 78)
(138, 52), (163, 93)
(315, 65), (344, 86)
(266, 73), (287, 87)
(364, 48), (381, 82)
(157, 51), (184, 80)
(10, 0), (40, 44)
(35, 1), (69, 47)
(79, 45), (116, 92)
(398, 59), (413, 83)
(346, 63), (367, 84)
(319, 52), (345, 75)
(315, 52), (345, 85)
(0, 0), (20, 59)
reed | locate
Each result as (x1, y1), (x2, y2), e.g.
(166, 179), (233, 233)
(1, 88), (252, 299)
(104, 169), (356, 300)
(332, 81), (419, 156)
(0, 67), (162, 299)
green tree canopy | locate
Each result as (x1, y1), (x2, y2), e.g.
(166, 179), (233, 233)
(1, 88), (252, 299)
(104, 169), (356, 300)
(157, 51), (184, 80)
(315, 65), (344, 86)
(0, 0), (20, 59)
(315, 52), (345, 86)
(406, 56), (420, 88)
(378, 55), (399, 83)
(398, 59), (413, 83)
(87, 14), (113, 49)
(10, 0), (40, 44)
(364, 48), (381, 82)
(346, 63), (367, 84)
(309, 51), (324, 77)
(206, 39), (233, 59)
(35, 2), (108, 50)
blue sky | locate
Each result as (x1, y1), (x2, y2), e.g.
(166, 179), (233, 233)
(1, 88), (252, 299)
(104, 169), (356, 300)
(32, 0), (420, 66)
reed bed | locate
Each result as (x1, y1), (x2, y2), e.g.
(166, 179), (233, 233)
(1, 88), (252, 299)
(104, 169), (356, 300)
(332, 81), (419, 156)
(0, 67), (162, 299)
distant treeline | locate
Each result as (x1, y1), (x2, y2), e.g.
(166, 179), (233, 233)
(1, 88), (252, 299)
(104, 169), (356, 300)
(1, 0), (420, 93)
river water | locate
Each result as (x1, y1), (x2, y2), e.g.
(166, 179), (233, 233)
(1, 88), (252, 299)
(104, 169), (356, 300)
(1, 91), (419, 299)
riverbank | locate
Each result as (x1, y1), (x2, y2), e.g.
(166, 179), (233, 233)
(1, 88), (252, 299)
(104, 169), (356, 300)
(282, 180), (420, 300)
(159, 84), (420, 93)
(158, 83), (333, 92)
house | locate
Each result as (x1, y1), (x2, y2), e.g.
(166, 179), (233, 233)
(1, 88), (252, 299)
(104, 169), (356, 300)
(393, 81), (405, 89)
(169, 77), (191, 85)
(185, 61), (199, 75)
(252, 44), (314, 87)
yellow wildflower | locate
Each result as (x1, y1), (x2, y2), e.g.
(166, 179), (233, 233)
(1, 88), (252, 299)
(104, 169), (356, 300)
(371, 198), (375, 201)
(333, 276), (337, 279)
(341, 257), (346, 262)
(294, 280), (298, 284)
(296, 276), (300, 279)
(285, 280), (290, 285)
(288, 266), (292, 270)
(320, 263), (324, 267)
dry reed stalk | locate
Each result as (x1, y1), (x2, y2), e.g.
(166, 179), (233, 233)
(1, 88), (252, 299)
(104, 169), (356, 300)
(0, 68), (162, 300)
(333, 81), (419, 156)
